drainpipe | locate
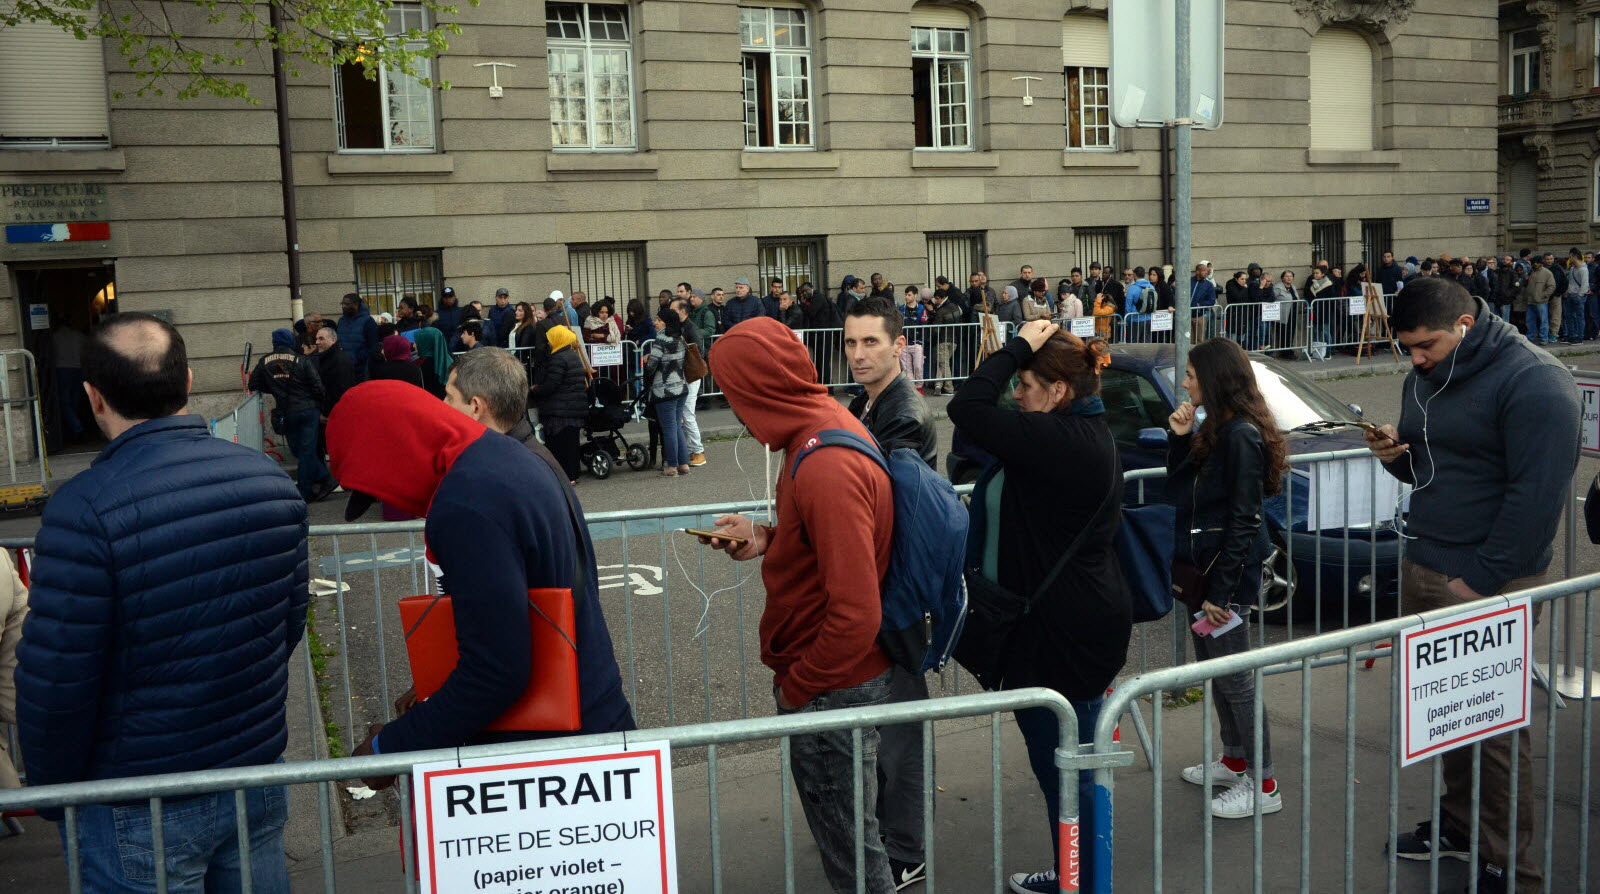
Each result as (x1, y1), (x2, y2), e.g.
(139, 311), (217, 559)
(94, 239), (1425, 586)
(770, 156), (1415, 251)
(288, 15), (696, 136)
(269, 1), (304, 325)
(1159, 126), (1172, 262)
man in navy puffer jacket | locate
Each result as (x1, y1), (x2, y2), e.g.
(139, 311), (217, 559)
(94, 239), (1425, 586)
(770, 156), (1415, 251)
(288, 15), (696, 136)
(16, 313), (308, 891)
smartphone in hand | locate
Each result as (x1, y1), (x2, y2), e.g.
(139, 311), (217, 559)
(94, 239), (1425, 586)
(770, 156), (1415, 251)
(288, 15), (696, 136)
(684, 528), (747, 546)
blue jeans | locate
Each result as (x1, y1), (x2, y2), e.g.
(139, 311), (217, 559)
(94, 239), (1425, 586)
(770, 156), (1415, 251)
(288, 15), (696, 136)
(1526, 303), (1549, 342)
(64, 784), (289, 893)
(779, 670), (895, 894)
(1587, 293), (1600, 340)
(1563, 294), (1586, 340)
(284, 408), (326, 499)
(1014, 697), (1104, 881)
(654, 393), (689, 468)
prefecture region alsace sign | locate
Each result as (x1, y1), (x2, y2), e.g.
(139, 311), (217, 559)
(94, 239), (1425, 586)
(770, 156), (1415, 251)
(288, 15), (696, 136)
(1, 182), (110, 244)
(1399, 599), (1531, 766)
(413, 741), (677, 894)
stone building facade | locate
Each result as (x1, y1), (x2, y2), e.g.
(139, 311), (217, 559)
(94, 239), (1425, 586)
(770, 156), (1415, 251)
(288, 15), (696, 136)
(1, 0), (1497, 418)
(1497, 0), (1600, 252)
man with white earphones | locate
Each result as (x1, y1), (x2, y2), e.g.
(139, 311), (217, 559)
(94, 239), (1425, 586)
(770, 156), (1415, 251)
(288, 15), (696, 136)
(1365, 276), (1579, 894)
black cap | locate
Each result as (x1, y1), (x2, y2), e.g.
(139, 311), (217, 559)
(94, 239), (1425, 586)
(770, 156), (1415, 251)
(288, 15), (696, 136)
(442, 286), (456, 297)
(344, 490), (378, 522)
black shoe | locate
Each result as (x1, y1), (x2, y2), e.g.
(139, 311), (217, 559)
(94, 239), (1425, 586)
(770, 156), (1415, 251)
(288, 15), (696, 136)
(308, 477), (337, 504)
(1470, 863), (1509, 894)
(1393, 820), (1468, 862)
(890, 859), (926, 890)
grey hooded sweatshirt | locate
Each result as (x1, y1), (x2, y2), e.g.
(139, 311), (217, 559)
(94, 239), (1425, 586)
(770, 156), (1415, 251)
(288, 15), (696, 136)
(1383, 297), (1579, 595)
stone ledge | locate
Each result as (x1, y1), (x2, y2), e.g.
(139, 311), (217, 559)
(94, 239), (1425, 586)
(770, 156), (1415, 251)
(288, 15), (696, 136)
(1305, 149), (1401, 167)
(740, 151), (840, 171)
(326, 153), (455, 175)
(909, 150), (999, 170)
(1061, 150), (1140, 169)
(546, 152), (659, 174)
(0, 149), (126, 173)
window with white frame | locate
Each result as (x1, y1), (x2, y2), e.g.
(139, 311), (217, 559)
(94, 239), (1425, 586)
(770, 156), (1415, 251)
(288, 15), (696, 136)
(1508, 28), (1540, 96)
(910, 9), (972, 150)
(547, 3), (636, 150)
(740, 6), (813, 148)
(1062, 15), (1113, 150)
(1593, 16), (1599, 88)
(1593, 157), (1599, 222)
(336, 3), (435, 151)
(355, 251), (441, 317)
(0, 16), (110, 148)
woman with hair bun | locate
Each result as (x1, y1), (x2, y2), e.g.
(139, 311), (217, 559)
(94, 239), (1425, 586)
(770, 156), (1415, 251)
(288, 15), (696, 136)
(1167, 337), (1290, 820)
(947, 319), (1131, 894)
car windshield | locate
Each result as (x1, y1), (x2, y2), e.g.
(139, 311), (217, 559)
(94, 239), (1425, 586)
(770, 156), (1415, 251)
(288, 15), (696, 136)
(1157, 362), (1360, 432)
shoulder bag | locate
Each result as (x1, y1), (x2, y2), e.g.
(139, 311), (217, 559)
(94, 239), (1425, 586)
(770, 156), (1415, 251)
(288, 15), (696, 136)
(954, 436), (1120, 691)
(683, 340), (708, 383)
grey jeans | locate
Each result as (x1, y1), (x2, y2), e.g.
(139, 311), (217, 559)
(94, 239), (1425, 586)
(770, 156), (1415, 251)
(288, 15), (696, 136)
(779, 670), (895, 894)
(1191, 608), (1274, 780)
(876, 665), (930, 863)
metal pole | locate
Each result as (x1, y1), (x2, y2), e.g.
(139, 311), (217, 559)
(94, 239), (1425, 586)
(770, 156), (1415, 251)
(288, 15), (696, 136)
(1173, 0), (1193, 401)
(268, 1), (305, 325)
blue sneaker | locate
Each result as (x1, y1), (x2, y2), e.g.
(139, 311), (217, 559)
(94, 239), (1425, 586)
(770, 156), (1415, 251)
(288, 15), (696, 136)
(1008, 869), (1057, 893)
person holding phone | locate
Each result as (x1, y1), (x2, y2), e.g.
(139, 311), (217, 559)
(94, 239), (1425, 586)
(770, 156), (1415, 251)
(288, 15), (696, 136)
(1167, 337), (1289, 819)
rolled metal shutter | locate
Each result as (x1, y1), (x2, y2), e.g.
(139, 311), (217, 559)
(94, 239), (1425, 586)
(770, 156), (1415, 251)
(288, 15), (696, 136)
(1308, 29), (1373, 151)
(1509, 157), (1538, 225)
(909, 5), (970, 29)
(0, 19), (110, 142)
(1061, 15), (1109, 69)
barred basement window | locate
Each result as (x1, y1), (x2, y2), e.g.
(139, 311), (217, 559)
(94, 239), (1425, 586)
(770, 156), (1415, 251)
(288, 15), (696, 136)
(568, 242), (647, 307)
(547, 2), (637, 150)
(1311, 219), (1345, 271)
(757, 237), (825, 294)
(1360, 219), (1392, 267)
(355, 251), (442, 317)
(741, 6), (813, 148)
(336, 3), (436, 152)
(1073, 227), (1126, 275)
(925, 231), (986, 288)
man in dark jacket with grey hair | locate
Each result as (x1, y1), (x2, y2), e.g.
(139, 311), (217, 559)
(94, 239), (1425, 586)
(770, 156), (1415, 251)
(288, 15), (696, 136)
(16, 313), (308, 889)
(1367, 277), (1577, 894)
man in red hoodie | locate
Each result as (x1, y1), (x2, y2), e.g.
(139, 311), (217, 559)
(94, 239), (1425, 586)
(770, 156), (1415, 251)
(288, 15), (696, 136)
(702, 317), (897, 894)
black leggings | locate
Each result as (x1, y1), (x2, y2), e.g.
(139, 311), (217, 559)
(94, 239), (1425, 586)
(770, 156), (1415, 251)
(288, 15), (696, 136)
(545, 426), (582, 482)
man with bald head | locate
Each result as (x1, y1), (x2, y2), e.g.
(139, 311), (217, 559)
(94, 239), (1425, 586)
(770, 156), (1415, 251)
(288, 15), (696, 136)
(16, 312), (308, 890)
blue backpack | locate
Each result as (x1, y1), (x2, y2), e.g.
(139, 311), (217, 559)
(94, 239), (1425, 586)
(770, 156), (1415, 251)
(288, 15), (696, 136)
(791, 429), (970, 674)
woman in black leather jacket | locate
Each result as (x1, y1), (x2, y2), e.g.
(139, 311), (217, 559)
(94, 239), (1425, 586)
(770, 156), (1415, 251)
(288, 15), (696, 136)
(1167, 337), (1289, 821)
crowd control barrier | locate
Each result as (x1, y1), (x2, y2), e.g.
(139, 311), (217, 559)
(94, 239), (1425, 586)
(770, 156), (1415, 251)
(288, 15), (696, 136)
(0, 688), (1118, 894)
(1089, 572), (1599, 894)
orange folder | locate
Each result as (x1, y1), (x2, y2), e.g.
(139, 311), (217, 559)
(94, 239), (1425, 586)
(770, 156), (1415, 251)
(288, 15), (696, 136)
(397, 589), (581, 732)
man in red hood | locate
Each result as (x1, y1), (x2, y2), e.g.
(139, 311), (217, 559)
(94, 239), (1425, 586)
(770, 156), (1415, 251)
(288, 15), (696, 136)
(702, 318), (896, 893)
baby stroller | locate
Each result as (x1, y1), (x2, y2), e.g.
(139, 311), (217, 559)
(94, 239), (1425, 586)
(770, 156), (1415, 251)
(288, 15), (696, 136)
(577, 377), (649, 479)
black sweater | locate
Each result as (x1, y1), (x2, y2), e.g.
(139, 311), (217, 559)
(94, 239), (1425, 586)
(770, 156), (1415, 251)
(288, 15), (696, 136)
(947, 337), (1132, 701)
(1166, 419), (1271, 609)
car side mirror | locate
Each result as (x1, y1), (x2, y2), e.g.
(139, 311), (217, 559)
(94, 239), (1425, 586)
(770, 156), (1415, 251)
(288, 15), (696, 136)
(1137, 427), (1169, 450)
(1347, 403), (1363, 417)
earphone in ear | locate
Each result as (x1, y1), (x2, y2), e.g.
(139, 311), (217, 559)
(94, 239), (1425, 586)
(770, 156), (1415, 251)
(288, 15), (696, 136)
(1458, 324), (1466, 338)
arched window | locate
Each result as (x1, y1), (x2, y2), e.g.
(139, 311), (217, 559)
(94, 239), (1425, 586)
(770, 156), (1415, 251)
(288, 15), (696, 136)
(1062, 14), (1112, 150)
(1308, 29), (1374, 151)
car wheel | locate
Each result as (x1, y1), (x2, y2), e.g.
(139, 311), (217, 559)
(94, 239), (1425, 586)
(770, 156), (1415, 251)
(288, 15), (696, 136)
(626, 444), (649, 471)
(1252, 538), (1297, 621)
(589, 450), (613, 480)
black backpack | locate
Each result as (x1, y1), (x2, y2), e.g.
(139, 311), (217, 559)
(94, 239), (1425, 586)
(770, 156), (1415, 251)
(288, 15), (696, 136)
(1551, 263), (1568, 295)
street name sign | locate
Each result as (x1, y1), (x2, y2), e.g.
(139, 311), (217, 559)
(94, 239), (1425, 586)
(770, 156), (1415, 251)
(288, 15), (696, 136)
(413, 741), (677, 893)
(1400, 599), (1531, 766)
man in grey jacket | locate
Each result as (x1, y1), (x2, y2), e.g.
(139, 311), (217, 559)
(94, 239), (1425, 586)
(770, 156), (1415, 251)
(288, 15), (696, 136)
(1366, 277), (1577, 894)
(1562, 255), (1590, 344)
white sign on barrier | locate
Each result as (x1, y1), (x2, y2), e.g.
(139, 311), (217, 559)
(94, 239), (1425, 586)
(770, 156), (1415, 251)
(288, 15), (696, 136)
(1069, 316), (1096, 338)
(1151, 311), (1173, 332)
(589, 343), (623, 367)
(413, 741), (678, 894)
(1347, 296), (1366, 316)
(1262, 302), (1282, 322)
(1400, 600), (1531, 767)
(1574, 370), (1600, 456)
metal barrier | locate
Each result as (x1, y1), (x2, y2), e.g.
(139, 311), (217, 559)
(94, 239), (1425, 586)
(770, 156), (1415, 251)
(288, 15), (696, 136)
(1219, 300), (1312, 356)
(0, 687), (1109, 894)
(0, 350), (48, 509)
(1307, 293), (1398, 358)
(1117, 307), (1221, 346)
(209, 391), (266, 455)
(1089, 572), (1599, 894)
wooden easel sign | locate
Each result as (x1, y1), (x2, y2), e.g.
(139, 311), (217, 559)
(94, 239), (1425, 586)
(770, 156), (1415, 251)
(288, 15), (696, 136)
(1356, 283), (1400, 363)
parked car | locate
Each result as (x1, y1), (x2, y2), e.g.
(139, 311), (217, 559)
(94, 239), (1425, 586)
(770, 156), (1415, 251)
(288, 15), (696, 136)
(948, 344), (1406, 622)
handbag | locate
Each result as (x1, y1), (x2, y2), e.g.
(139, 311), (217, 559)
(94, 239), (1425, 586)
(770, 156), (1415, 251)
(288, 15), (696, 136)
(396, 482), (589, 732)
(683, 341), (708, 383)
(954, 437), (1120, 691)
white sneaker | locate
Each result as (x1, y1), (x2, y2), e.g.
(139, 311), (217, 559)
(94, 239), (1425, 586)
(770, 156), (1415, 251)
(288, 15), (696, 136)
(1209, 778), (1281, 819)
(1181, 758), (1244, 786)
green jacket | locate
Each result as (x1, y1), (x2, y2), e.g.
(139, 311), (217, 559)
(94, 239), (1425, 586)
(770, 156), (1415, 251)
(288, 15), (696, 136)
(688, 303), (717, 350)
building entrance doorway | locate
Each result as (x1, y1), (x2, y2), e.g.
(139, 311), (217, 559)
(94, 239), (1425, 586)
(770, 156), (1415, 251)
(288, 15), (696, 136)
(10, 261), (116, 454)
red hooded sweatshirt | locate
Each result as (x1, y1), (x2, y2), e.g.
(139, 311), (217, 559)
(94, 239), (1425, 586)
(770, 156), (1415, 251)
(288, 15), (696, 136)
(709, 318), (892, 706)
